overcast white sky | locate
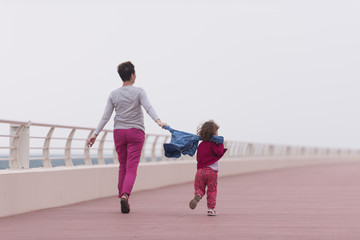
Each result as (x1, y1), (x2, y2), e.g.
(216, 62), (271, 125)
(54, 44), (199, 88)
(1, 0), (360, 149)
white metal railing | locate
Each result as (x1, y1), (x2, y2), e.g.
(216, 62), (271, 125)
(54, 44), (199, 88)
(0, 119), (359, 170)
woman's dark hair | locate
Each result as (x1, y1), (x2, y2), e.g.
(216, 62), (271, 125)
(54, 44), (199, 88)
(117, 61), (135, 81)
(197, 120), (219, 141)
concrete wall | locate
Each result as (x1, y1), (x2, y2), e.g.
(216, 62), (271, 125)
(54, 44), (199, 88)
(1, 156), (359, 218)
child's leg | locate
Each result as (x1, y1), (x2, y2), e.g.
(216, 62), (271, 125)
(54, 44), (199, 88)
(190, 168), (206, 209)
(206, 169), (218, 210)
(194, 168), (206, 197)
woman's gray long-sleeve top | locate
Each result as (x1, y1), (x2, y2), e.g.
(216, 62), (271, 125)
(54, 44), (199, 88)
(94, 86), (159, 135)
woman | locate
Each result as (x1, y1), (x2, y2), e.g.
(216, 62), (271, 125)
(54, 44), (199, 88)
(87, 61), (166, 214)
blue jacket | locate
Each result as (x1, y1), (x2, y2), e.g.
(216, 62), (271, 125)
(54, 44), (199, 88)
(163, 126), (224, 158)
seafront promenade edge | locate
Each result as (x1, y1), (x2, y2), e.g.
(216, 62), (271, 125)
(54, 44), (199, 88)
(1, 161), (360, 240)
(1, 156), (359, 218)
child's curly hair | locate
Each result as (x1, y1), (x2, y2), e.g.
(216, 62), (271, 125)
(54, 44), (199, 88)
(197, 120), (219, 141)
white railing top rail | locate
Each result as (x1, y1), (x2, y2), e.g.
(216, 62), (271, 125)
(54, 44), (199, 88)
(0, 119), (166, 136)
(0, 119), (359, 170)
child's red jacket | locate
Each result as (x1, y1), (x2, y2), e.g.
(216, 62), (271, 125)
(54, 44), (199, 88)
(196, 141), (227, 170)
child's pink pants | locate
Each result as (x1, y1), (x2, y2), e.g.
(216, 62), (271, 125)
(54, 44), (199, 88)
(113, 128), (145, 198)
(194, 167), (218, 209)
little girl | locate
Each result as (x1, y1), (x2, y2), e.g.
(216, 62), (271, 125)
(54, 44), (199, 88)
(189, 120), (227, 216)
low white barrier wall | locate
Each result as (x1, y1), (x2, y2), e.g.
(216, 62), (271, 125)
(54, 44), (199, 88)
(1, 156), (359, 218)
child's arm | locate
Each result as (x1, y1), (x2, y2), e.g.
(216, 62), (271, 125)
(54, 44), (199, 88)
(212, 143), (226, 157)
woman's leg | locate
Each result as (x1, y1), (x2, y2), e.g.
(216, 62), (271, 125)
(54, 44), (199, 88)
(121, 128), (145, 196)
(114, 129), (128, 198)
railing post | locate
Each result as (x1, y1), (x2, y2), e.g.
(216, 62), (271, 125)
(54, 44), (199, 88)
(113, 148), (118, 164)
(337, 149), (342, 156)
(98, 132), (108, 165)
(268, 145), (274, 156)
(84, 130), (94, 165)
(314, 148), (319, 156)
(285, 146), (291, 156)
(300, 147), (306, 155)
(229, 141), (237, 158)
(259, 145), (265, 156)
(140, 135), (148, 162)
(225, 141), (231, 157)
(151, 136), (159, 162)
(236, 144), (242, 158)
(231, 142), (237, 157)
(9, 123), (30, 169)
(232, 142), (239, 158)
(65, 129), (76, 166)
(43, 127), (55, 168)
(161, 136), (169, 161)
(246, 143), (253, 157)
(281, 145), (287, 156)
(240, 143), (245, 157)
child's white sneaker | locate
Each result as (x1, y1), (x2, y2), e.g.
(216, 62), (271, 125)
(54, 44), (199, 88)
(189, 194), (202, 209)
(207, 209), (216, 216)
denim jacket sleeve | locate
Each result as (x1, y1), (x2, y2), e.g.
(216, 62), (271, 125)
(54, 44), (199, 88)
(163, 126), (225, 158)
(163, 126), (200, 158)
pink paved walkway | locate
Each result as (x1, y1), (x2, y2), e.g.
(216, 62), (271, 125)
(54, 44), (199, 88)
(1, 161), (360, 240)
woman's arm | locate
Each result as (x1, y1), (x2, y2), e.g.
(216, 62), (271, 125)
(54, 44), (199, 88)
(87, 95), (114, 147)
(155, 119), (166, 128)
(139, 88), (166, 128)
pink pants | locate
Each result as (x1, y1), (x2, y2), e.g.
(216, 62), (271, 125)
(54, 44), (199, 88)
(194, 167), (218, 209)
(113, 128), (145, 198)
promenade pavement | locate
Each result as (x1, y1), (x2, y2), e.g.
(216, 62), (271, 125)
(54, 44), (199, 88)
(1, 161), (360, 240)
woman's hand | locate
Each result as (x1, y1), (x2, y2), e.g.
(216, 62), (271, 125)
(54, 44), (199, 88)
(155, 119), (167, 128)
(87, 134), (97, 148)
